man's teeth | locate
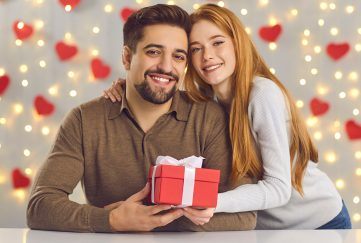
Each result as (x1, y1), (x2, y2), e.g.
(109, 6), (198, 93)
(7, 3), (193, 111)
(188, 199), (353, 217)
(152, 76), (170, 83)
(204, 64), (222, 71)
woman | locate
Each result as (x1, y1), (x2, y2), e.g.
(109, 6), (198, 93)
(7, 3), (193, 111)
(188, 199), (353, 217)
(104, 4), (351, 229)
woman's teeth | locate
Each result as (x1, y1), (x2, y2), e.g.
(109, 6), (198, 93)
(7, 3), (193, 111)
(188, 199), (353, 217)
(204, 64), (222, 71)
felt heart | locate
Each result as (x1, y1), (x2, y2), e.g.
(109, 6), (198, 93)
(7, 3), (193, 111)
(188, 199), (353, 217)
(13, 20), (33, 40)
(310, 98), (330, 116)
(34, 95), (55, 116)
(259, 24), (282, 42)
(0, 74), (10, 96)
(55, 41), (78, 61)
(91, 58), (111, 79)
(120, 7), (137, 22)
(326, 43), (350, 61)
(345, 120), (361, 140)
(12, 168), (31, 189)
(59, 0), (80, 9)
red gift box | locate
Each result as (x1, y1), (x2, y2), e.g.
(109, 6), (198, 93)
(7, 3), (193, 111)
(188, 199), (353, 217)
(148, 164), (220, 208)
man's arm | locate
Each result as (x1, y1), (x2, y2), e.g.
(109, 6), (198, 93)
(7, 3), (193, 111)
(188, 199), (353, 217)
(27, 108), (112, 232)
(27, 106), (184, 232)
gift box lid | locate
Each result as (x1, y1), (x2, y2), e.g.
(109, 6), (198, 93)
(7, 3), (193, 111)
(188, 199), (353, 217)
(148, 164), (220, 183)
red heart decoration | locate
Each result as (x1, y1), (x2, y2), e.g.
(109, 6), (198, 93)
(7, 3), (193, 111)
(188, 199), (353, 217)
(326, 43), (350, 61)
(59, 0), (80, 9)
(259, 24), (282, 42)
(91, 58), (111, 79)
(0, 74), (10, 96)
(345, 120), (361, 140)
(12, 168), (31, 189)
(310, 98), (330, 116)
(34, 95), (55, 116)
(120, 7), (137, 22)
(55, 41), (78, 61)
(12, 20), (34, 40)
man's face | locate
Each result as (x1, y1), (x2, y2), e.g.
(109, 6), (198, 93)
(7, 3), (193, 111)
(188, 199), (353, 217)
(124, 24), (188, 104)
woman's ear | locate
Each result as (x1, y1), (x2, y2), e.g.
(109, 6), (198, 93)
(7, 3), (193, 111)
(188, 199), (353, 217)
(122, 46), (132, 70)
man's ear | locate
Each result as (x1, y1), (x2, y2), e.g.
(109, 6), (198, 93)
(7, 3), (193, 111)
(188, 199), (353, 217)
(122, 46), (132, 70)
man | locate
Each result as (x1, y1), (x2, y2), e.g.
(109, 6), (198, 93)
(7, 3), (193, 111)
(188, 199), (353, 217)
(27, 4), (256, 232)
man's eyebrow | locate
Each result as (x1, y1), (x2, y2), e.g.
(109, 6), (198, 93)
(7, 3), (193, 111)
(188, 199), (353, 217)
(190, 35), (225, 46)
(143, 44), (187, 56)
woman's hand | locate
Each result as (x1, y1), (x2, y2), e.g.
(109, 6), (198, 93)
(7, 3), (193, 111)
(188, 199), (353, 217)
(103, 78), (125, 102)
(183, 207), (215, 225)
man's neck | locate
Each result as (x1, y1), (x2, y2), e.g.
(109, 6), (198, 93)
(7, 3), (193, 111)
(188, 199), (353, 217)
(126, 85), (173, 133)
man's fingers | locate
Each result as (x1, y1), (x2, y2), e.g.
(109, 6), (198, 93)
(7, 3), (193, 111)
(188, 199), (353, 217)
(104, 201), (124, 210)
(127, 183), (150, 202)
(148, 204), (173, 215)
(153, 208), (184, 227)
(116, 78), (126, 85)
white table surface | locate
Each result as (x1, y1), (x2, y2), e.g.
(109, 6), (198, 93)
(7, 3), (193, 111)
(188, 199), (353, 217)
(1, 228), (361, 243)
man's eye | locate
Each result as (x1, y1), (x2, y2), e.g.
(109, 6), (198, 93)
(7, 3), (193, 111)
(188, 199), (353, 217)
(174, 54), (186, 61)
(146, 50), (160, 55)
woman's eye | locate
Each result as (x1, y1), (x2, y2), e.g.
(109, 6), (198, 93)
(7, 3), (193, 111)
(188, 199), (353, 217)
(190, 47), (201, 54)
(213, 41), (224, 46)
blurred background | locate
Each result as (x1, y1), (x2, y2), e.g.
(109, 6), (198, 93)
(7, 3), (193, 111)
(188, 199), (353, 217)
(0, 0), (360, 228)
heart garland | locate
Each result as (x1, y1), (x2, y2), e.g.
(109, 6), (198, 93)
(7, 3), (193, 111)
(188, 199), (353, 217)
(326, 43), (350, 61)
(345, 120), (361, 140)
(259, 24), (282, 42)
(13, 20), (33, 40)
(0, 74), (10, 96)
(310, 98), (330, 116)
(34, 95), (55, 116)
(91, 58), (111, 79)
(55, 41), (78, 61)
(120, 7), (137, 22)
(12, 168), (31, 189)
(59, 0), (80, 10)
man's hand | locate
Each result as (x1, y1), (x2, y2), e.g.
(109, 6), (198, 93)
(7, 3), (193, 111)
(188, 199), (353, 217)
(183, 207), (215, 225)
(109, 183), (184, 232)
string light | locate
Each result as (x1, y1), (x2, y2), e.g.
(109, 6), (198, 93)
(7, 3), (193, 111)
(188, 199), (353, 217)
(311, 68), (318, 75)
(217, 1), (225, 7)
(354, 214), (361, 222)
(14, 104), (23, 114)
(0, 118), (6, 125)
(25, 168), (32, 175)
(42, 126), (50, 136)
(320, 2), (328, 10)
(354, 196), (360, 204)
(349, 89), (359, 99)
(348, 72), (358, 81)
(167, 0), (175, 5)
(338, 91), (346, 99)
(37, 40), (45, 47)
(64, 5), (72, 12)
(39, 60), (46, 68)
(48, 85), (58, 96)
(0, 68), (5, 76)
(193, 4), (200, 10)
(21, 79), (29, 87)
(269, 42), (277, 50)
(314, 46), (322, 53)
(296, 100), (304, 108)
(259, 0), (269, 7)
(355, 44), (361, 52)
(313, 131), (323, 141)
(24, 125), (32, 132)
(104, 4), (113, 13)
(346, 5), (355, 14)
(240, 9), (248, 16)
(318, 19), (325, 26)
(334, 71), (343, 80)
(136, 0), (143, 3)
(329, 3), (336, 10)
(304, 55), (312, 62)
(356, 168), (361, 176)
(19, 65), (28, 73)
(290, 9), (298, 16)
(269, 68), (276, 74)
(15, 39), (23, 46)
(35, 20), (44, 30)
(352, 109), (359, 116)
(299, 78), (306, 85)
(24, 149), (31, 157)
(92, 26), (100, 34)
(324, 151), (337, 163)
(335, 179), (345, 189)
(355, 151), (361, 160)
(330, 27), (339, 36)
(245, 27), (251, 34)
(306, 117), (318, 127)
(69, 90), (77, 97)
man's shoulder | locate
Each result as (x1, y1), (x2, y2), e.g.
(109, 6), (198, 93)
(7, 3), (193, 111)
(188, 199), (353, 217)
(70, 96), (115, 120)
(178, 90), (225, 114)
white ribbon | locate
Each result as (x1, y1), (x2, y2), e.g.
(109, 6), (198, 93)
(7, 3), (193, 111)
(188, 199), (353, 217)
(151, 156), (204, 207)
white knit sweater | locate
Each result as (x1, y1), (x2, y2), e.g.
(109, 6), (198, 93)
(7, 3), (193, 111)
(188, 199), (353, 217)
(215, 77), (342, 229)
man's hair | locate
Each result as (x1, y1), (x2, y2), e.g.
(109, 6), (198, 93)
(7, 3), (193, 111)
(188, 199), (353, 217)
(123, 4), (191, 52)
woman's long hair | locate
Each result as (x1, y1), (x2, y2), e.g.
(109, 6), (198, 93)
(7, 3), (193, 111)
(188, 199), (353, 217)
(185, 4), (318, 194)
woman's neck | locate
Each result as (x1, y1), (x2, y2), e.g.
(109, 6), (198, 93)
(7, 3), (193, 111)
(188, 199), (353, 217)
(212, 80), (233, 113)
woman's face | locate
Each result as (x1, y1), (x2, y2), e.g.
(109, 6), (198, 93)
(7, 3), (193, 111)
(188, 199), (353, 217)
(189, 20), (236, 88)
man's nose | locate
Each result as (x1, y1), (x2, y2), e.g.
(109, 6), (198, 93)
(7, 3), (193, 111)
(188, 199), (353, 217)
(157, 55), (173, 73)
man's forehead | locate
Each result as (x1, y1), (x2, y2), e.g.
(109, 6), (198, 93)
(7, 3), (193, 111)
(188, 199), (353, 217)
(140, 24), (189, 50)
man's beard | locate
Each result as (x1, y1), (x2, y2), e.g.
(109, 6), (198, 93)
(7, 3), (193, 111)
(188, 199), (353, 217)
(135, 69), (179, 104)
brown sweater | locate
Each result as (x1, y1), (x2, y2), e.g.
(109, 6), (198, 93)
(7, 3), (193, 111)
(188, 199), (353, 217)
(27, 91), (256, 232)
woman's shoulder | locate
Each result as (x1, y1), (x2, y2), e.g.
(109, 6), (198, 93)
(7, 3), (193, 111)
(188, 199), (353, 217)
(250, 76), (285, 104)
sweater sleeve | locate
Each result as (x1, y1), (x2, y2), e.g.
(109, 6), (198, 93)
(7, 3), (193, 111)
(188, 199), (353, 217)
(215, 79), (292, 213)
(26, 107), (112, 232)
